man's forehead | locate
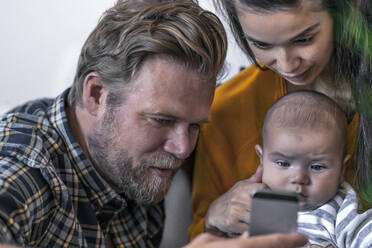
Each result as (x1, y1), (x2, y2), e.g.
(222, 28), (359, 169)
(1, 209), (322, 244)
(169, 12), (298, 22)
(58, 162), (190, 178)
(128, 57), (213, 89)
(116, 57), (215, 122)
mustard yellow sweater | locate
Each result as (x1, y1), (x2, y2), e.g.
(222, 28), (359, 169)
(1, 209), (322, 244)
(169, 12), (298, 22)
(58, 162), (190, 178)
(189, 65), (359, 239)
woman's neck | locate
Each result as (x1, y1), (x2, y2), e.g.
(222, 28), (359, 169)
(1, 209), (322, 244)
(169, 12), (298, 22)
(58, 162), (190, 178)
(286, 63), (334, 92)
(286, 64), (355, 121)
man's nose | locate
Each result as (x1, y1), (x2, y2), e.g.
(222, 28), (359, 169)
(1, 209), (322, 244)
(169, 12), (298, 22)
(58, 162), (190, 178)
(163, 126), (196, 160)
(274, 48), (300, 74)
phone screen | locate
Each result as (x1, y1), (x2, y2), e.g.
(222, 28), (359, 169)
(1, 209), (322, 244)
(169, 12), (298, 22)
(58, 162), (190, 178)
(249, 189), (299, 237)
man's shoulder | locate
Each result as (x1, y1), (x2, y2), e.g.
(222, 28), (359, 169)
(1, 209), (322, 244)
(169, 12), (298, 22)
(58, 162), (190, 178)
(1, 98), (56, 137)
(7, 98), (54, 116)
(0, 113), (61, 201)
(0, 98), (67, 168)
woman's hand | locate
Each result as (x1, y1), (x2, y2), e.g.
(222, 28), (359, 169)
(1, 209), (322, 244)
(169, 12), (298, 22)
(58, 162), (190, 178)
(204, 166), (268, 236)
(184, 232), (307, 248)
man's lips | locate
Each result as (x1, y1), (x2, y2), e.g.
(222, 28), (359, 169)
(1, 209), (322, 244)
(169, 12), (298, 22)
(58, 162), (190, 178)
(149, 167), (179, 177)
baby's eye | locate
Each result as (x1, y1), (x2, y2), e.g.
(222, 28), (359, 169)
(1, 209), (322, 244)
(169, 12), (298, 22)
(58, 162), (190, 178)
(310, 164), (326, 172)
(275, 161), (290, 168)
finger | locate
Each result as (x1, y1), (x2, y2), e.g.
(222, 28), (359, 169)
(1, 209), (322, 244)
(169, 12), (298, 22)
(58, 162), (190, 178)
(220, 220), (249, 235)
(228, 183), (266, 212)
(188, 233), (225, 245)
(187, 233), (307, 248)
(218, 233), (306, 248)
(247, 165), (263, 183)
(232, 181), (267, 198)
(225, 203), (251, 233)
(239, 211), (251, 227)
(274, 233), (308, 248)
(229, 202), (251, 226)
(251, 233), (308, 248)
(240, 231), (249, 238)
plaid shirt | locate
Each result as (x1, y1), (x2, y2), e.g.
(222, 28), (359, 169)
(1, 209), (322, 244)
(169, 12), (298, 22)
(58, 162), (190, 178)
(0, 89), (164, 247)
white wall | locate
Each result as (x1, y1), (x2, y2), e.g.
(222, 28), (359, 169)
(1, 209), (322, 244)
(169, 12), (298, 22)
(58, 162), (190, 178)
(0, 0), (116, 114)
(0, 1), (250, 114)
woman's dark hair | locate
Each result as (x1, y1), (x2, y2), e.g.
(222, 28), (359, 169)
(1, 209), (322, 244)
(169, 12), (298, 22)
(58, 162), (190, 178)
(214, 0), (372, 203)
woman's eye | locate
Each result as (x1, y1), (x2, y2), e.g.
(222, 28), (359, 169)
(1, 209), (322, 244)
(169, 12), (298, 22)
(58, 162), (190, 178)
(294, 36), (314, 45)
(311, 164), (326, 172)
(276, 161), (290, 168)
(251, 41), (272, 50)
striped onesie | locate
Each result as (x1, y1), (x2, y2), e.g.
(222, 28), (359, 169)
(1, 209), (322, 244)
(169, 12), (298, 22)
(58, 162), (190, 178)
(298, 182), (372, 248)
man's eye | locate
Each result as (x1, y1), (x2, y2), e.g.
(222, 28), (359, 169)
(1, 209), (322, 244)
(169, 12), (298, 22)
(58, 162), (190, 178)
(276, 161), (290, 168)
(311, 164), (326, 172)
(189, 123), (201, 132)
(151, 118), (172, 126)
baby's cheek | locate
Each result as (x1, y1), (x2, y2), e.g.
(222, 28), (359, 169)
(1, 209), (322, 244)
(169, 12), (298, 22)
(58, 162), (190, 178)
(262, 171), (276, 188)
(262, 170), (269, 185)
(313, 184), (339, 206)
(262, 169), (288, 190)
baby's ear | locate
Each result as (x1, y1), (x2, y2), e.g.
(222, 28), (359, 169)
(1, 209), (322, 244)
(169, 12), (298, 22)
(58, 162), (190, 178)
(340, 154), (351, 182)
(255, 144), (263, 165)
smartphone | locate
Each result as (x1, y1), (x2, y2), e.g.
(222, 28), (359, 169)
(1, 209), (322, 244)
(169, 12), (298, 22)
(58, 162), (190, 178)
(249, 189), (299, 237)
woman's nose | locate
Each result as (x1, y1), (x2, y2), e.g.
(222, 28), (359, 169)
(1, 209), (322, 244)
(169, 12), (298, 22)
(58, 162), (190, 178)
(274, 48), (300, 74)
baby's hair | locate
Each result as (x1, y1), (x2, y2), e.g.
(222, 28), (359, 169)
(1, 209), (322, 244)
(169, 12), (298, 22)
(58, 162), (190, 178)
(262, 90), (348, 148)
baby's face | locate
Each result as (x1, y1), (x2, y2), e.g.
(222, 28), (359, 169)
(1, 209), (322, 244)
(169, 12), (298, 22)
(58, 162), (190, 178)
(257, 126), (348, 211)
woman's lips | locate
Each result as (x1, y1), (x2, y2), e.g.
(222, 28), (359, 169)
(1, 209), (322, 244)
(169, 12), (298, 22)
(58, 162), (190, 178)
(284, 67), (312, 83)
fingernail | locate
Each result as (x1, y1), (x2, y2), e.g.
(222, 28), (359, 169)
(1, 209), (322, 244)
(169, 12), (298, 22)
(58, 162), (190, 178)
(240, 231), (249, 238)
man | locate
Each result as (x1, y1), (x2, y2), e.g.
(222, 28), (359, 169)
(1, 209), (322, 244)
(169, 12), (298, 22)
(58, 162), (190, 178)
(0, 0), (306, 247)
(0, 0), (225, 246)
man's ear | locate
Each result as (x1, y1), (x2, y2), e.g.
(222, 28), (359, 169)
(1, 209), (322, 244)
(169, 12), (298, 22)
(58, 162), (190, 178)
(340, 154), (351, 182)
(82, 72), (107, 116)
(255, 144), (263, 165)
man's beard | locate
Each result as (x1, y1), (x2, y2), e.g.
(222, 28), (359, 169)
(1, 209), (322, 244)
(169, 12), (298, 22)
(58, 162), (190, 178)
(87, 110), (182, 205)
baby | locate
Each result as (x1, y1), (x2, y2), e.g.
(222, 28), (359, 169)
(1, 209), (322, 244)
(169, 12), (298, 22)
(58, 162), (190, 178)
(255, 91), (372, 248)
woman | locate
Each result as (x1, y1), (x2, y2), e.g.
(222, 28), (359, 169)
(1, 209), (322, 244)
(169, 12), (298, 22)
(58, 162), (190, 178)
(190, 0), (372, 239)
